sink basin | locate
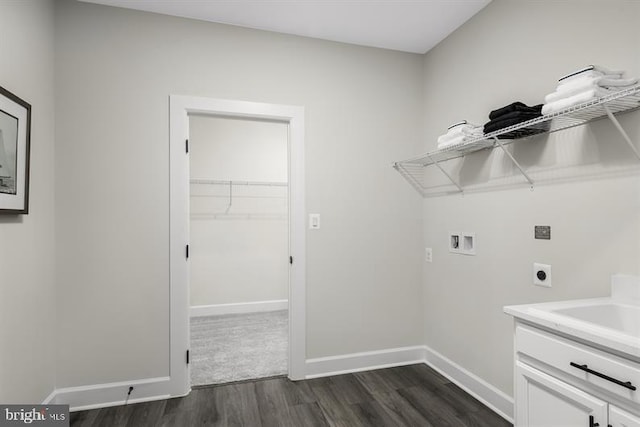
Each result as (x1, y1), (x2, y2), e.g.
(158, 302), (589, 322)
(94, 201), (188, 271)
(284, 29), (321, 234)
(551, 303), (640, 336)
(505, 275), (640, 359)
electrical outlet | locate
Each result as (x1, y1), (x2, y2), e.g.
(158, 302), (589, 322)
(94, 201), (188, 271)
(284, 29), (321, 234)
(425, 248), (432, 263)
(533, 263), (551, 287)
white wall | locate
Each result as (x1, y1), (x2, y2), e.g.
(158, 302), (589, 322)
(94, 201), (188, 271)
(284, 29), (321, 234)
(421, 0), (640, 397)
(54, 0), (424, 388)
(189, 116), (288, 307)
(0, 0), (56, 403)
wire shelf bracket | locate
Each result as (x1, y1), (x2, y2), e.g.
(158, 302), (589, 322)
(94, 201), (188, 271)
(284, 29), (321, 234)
(603, 105), (640, 161)
(492, 136), (534, 187)
(428, 154), (464, 193)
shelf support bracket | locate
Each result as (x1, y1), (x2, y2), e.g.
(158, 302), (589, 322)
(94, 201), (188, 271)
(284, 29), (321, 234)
(426, 154), (463, 193)
(492, 137), (534, 187)
(603, 105), (640, 161)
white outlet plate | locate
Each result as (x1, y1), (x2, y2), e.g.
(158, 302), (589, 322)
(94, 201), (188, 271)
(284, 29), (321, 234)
(425, 248), (432, 263)
(534, 263), (552, 287)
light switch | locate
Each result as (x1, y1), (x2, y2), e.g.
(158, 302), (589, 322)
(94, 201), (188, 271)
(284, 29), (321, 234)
(309, 214), (320, 229)
(425, 248), (433, 263)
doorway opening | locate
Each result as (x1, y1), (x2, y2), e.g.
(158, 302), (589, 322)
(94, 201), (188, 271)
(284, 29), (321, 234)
(188, 115), (289, 386)
(169, 96), (305, 396)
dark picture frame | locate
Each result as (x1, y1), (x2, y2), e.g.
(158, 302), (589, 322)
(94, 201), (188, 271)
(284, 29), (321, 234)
(0, 85), (31, 214)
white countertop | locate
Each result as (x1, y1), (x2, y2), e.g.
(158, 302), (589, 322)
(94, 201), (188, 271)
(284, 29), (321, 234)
(504, 275), (640, 361)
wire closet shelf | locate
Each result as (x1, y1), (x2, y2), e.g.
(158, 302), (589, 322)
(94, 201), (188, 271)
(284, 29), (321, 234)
(189, 179), (288, 220)
(190, 179), (288, 187)
(393, 84), (640, 196)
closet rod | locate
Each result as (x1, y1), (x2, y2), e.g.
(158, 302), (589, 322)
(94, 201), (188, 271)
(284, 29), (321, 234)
(190, 179), (287, 187)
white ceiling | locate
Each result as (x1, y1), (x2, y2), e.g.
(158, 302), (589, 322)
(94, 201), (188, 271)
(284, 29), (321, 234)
(78, 0), (491, 54)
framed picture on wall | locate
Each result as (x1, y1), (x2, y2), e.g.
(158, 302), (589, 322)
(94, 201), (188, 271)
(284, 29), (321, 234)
(0, 85), (31, 214)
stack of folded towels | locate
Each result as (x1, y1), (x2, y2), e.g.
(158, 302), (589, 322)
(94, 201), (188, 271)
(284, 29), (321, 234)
(542, 65), (638, 115)
(483, 102), (544, 139)
(437, 121), (483, 149)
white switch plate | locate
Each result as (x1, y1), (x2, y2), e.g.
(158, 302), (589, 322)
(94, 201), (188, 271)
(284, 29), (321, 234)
(533, 263), (552, 287)
(309, 214), (320, 229)
(425, 248), (432, 263)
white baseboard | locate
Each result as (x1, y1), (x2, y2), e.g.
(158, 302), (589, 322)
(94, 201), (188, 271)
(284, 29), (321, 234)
(51, 376), (173, 412)
(305, 346), (427, 379)
(46, 343), (513, 422)
(190, 299), (288, 317)
(423, 345), (514, 423)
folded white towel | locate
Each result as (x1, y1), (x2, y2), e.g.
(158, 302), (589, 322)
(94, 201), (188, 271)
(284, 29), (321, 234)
(542, 87), (614, 115)
(556, 75), (603, 93)
(557, 74), (637, 92)
(462, 125), (483, 138)
(548, 79), (603, 103)
(437, 127), (464, 144)
(437, 134), (465, 150)
(545, 76), (638, 104)
(599, 76), (639, 87)
(558, 65), (623, 83)
(437, 122), (481, 145)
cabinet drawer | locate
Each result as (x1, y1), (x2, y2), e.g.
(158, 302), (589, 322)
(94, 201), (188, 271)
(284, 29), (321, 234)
(516, 324), (640, 405)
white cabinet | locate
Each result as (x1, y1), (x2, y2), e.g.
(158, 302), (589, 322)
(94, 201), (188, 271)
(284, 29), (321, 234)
(610, 406), (640, 427)
(513, 323), (640, 427)
(516, 362), (607, 427)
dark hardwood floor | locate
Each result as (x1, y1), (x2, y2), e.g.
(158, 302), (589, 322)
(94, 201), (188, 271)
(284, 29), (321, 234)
(69, 364), (512, 426)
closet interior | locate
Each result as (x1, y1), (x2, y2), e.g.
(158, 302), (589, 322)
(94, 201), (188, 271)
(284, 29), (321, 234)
(188, 115), (289, 386)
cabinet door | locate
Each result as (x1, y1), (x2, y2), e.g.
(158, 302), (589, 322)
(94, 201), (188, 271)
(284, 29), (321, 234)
(516, 362), (608, 427)
(610, 406), (640, 427)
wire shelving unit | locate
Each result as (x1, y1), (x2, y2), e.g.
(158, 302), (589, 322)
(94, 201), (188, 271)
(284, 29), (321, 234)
(394, 84), (640, 196)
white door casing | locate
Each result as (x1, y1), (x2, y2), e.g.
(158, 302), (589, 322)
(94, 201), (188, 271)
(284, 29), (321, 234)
(169, 96), (306, 396)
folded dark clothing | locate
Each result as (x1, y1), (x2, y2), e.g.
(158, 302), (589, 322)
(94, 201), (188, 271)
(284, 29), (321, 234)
(487, 110), (541, 124)
(488, 102), (543, 120)
(483, 112), (541, 134)
(494, 126), (548, 140)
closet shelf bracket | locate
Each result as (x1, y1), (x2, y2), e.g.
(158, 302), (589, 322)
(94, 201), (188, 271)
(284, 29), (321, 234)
(603, 105), (640, 161)
(492, 136), (535, 187)
(427, 154), (463, 193)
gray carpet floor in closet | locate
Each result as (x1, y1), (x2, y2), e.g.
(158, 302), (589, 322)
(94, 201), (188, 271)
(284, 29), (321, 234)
(190, 310), (288, 386)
